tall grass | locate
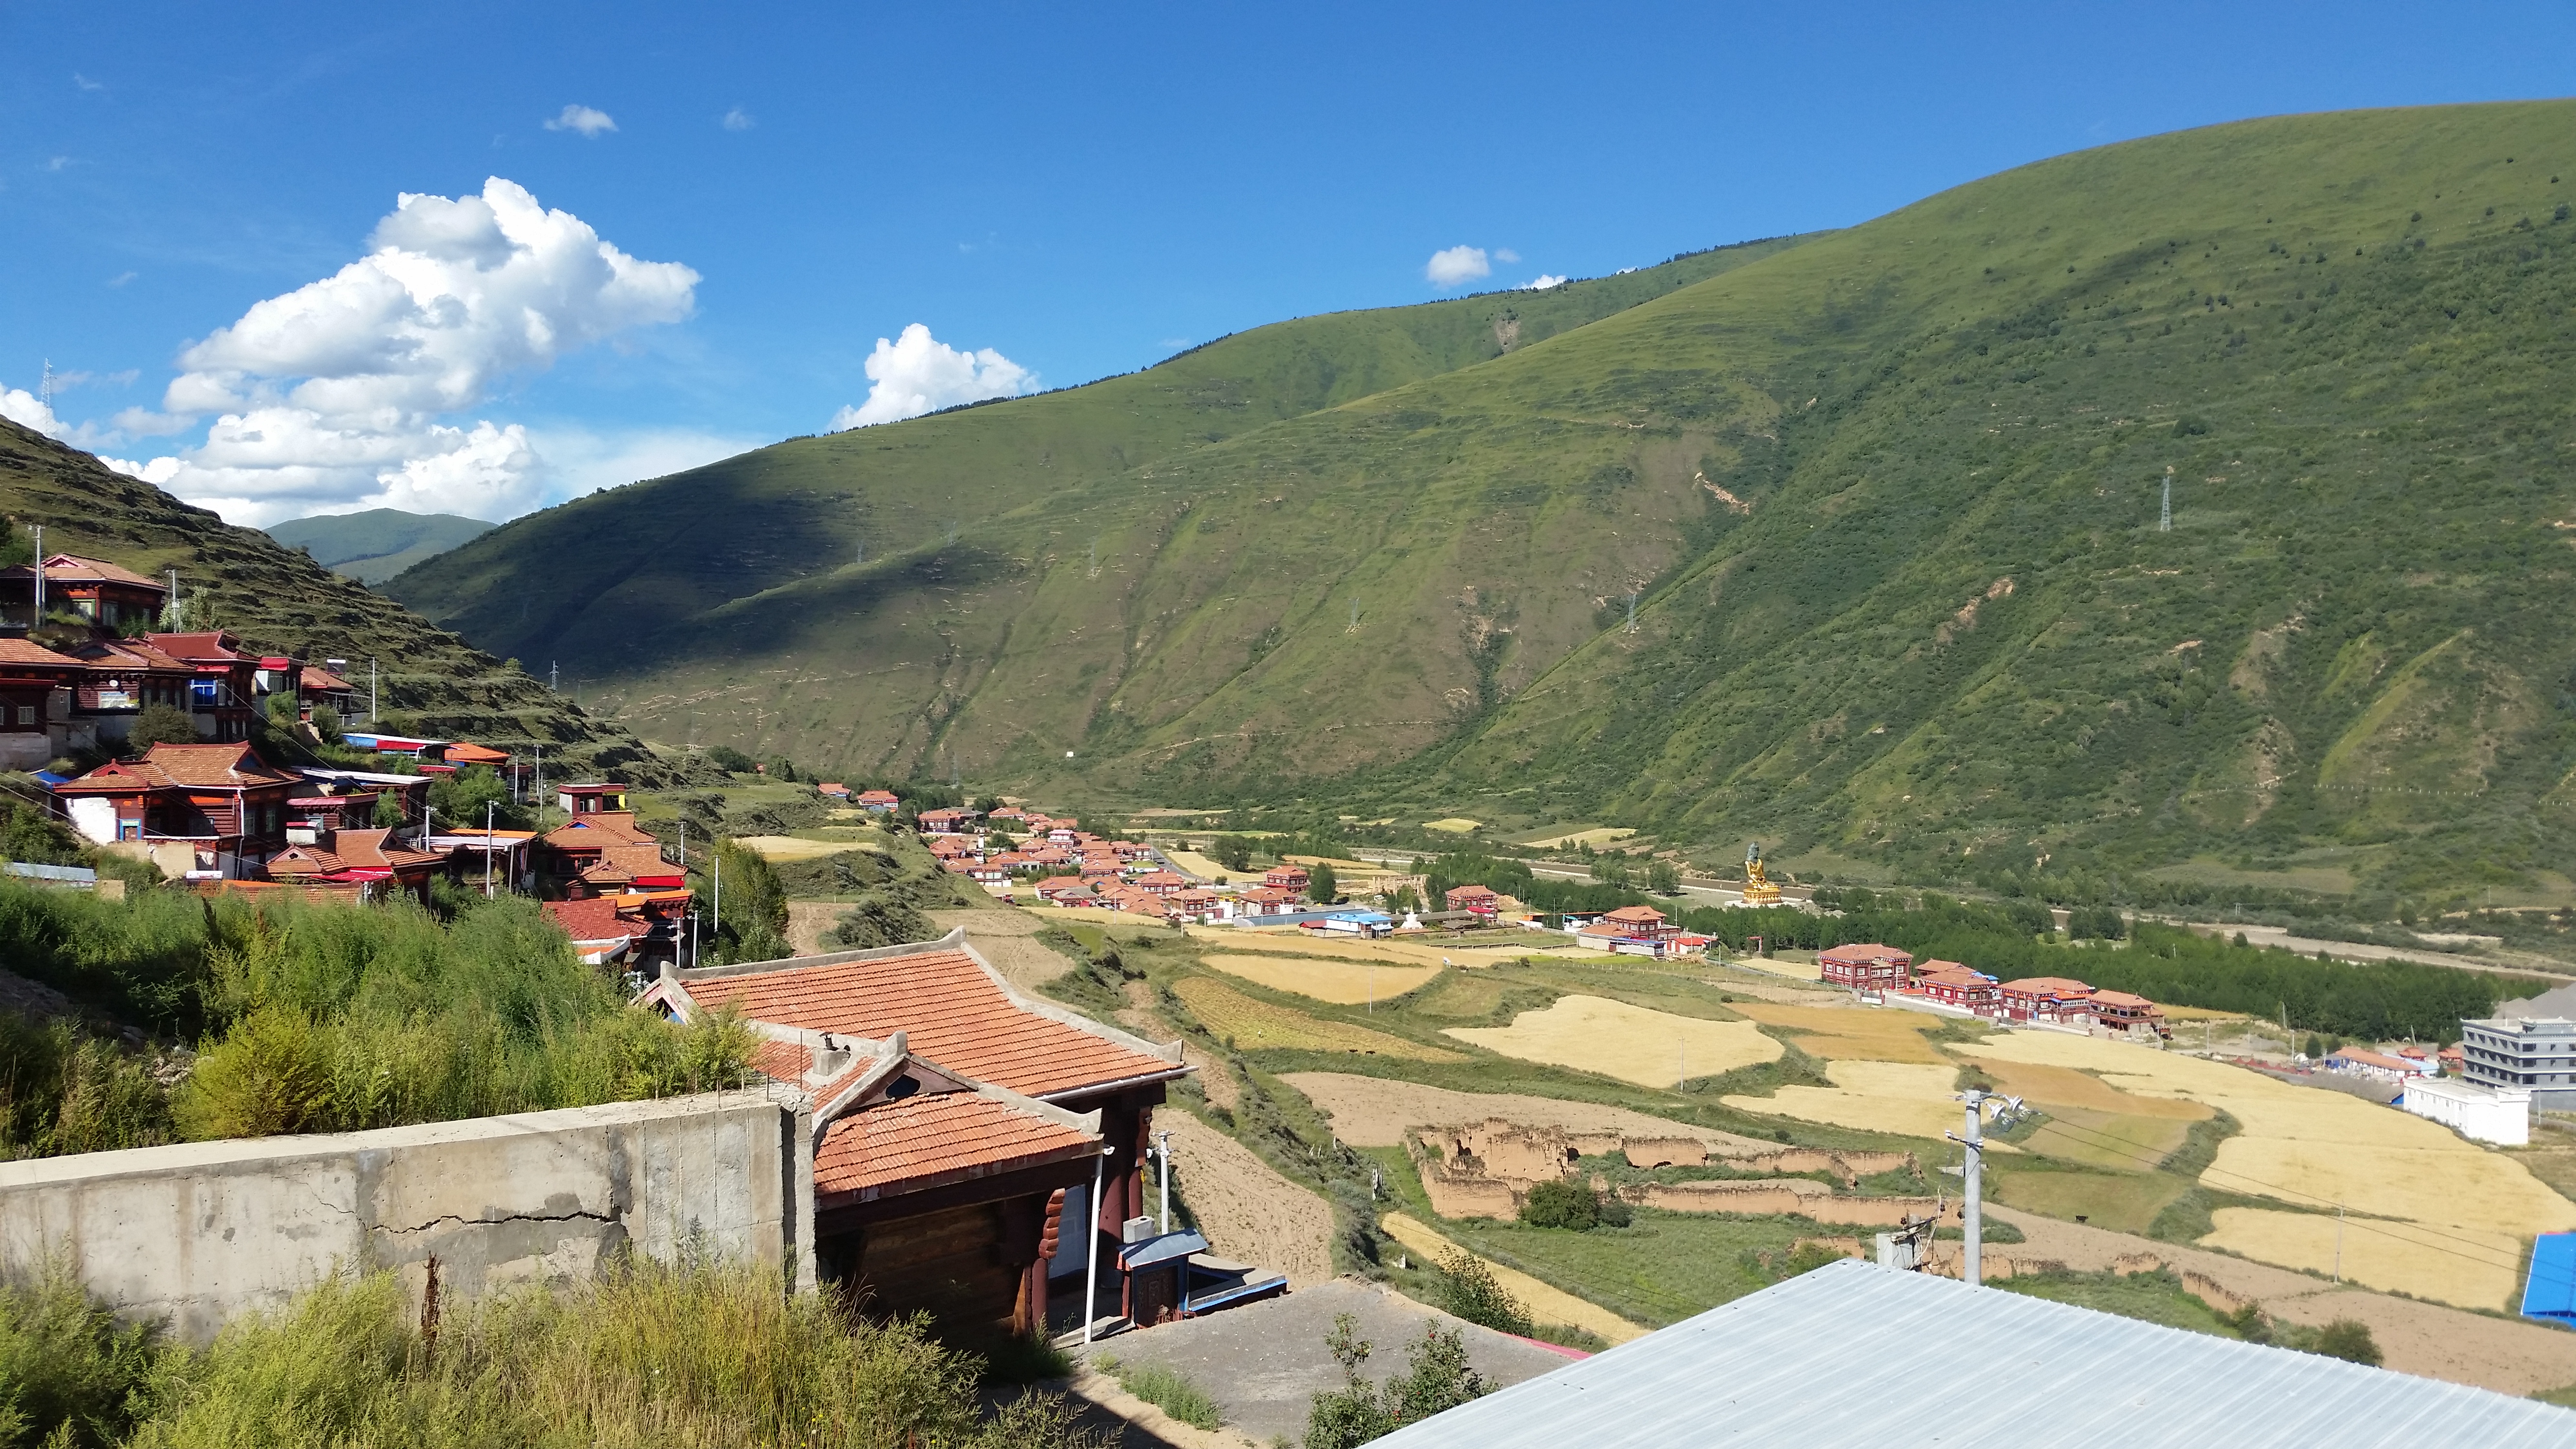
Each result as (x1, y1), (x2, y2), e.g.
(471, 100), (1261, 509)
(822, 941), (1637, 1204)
(1, 1258), (1099, 1449)
(0, 883), (757, 1151)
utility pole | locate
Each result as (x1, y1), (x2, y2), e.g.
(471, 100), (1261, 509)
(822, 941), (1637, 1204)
(533, 743), (544, 823)
(369, 658), (378, 725)
(1945, 1089), (2022, 1287)
(1626, 591), (1638, 632)
(712, 847), (723, 956)
(1155, 1128), (1173, 1232)
(2160, 465), (2174, 532)
(1082, 1145), (1116, 1344)
(550, 660), (558, 693)
(484, 801), (496, 899)
(30, 525), (42, 621)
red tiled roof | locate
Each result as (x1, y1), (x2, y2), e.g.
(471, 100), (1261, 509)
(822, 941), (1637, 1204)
(543, 896), (650, 943)
(543, 812), (660, 849)
(144, 631), (246, 662)
(84, 741), (294, 789)
(681, 949), (1176, 1098)
(1820, 943), (1912, 963)
(0, 638), (82, 668)
(1999, 977), (2094, 997)
(1603, 905), (1667, 924)
(812, 1089), (1096, 1201)
(2090, 989), (2158, 1010)
(36, 554), (163, 589)
(752, 1039), (813, 1082)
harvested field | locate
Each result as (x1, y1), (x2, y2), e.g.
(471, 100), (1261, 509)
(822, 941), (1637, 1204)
(1378, 1212), (1645, 1344)
(1720, 1061), (1981, 1143)
(1185, 927), (1530, 970)
(1200, 953), (1442, 1005)
(1729, 1003), (1950, 1063)
(1171, 979), (1465, 1061)
(2201, 1207), (2530, 1308)
(1160, 1109), (1334, 1288)
(1967, 1031), (2576, 1309)
(1444, 995), (1780, 1089)
(1729, 954), (1823, 982)
(1280, 1073), (1772, 1154)
(1961, 1057), (2214, 1120)
(926, 907), (1080, 992)
(1988, 1205), (2576, 1397)
(736, 834), (869, 862)
(1520, 827), (1635, 850)
(1157, 849), (1233, 880)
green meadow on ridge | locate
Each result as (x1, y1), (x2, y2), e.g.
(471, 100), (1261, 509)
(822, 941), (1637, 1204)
(388, 100), (2576, 895)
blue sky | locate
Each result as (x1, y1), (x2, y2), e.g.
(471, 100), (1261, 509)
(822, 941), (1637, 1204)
(3, 1), (2570, 526)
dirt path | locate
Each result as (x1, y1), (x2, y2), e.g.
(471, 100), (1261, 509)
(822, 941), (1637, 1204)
(1987, 1204), (2576, 1396)
(2179, 921), (2572, 982)
(1281, 1072), (1774, 1155)
(784, 901), (840, 956)
(1159, 1110), (1335, 1288)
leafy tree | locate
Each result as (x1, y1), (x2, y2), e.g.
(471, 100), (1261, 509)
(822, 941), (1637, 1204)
(1434, 1249), (1532, 1336)
(761, 755), (799, 782)
(125, 703), (197, 751)
(1215, 837), (1254, 873)
(704, 745), (756, 774)
(370, 792), (408, 829)
(706, 838), (791, 964)
(1304, 1313), (1490, 1449)
(308, 703), (344, 744)
(0, 522), (32, 571)
(1647, 860), (1681, 896)
(428, 764), (525, 831)
(1519, 1178), (1600, 1230)
(1589, 855), (1631, 888)
(1307, 861), (1339, 903)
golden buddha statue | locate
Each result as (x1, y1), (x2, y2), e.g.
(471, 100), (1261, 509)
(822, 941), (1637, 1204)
(1739, 842), (1783, 907)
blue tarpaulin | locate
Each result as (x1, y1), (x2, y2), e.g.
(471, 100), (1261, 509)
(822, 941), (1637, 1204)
(2522, 1233), (2576, 1324)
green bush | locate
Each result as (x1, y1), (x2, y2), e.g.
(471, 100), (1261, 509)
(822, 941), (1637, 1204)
(1433, 1250), (1531, 1336)
(1518, 1179), (1597, 1231)
(0, 1259), (170, 1449)
(123, 704), (197, 752)
(0, 1014), (173, 1160)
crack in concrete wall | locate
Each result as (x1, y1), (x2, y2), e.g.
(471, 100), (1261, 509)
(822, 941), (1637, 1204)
(0, 1091), (815, 1342)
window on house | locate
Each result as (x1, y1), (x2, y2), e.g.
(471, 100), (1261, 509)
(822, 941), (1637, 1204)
(13, 706), (29, 726)
(192, 679), (219, 704)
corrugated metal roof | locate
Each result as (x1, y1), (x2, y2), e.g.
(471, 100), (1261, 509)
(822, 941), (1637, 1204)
(1371, 1259), (2576, 1449)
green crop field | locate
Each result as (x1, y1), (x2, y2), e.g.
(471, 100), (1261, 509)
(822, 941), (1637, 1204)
(386, 101), (2576, 893)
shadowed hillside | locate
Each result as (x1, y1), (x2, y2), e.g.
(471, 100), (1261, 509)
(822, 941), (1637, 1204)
(393, 101), (2576, 893)
(0, 423), (681, 782)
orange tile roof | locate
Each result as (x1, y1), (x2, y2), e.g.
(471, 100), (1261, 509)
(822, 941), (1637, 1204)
(65, 742), (296, 791)
(812, 1089), (1095, 1202)
(0, 638), (81, 668)
(33, 554), (163, 589)
(1999, 977), (2094, 996)
(442, 741), (510, 766)
(543, 896), (651, 943)
(681, 949), (1178, 1099)
(144, 631), (245, 662)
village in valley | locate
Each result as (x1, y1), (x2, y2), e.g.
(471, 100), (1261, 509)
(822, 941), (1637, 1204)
(7, 535), (2576, 1443)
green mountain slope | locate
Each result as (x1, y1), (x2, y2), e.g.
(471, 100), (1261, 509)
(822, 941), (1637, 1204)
(384, 238), (1807, 679)
(266, 508), (495, 584)
(396, 101), (2576, 892)
(0, 422), (678, 781)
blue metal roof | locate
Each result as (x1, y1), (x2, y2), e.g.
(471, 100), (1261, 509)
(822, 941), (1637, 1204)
(1118, 1230), (1208, 1271)
(1371, 1259), (2576, 1449)
(2523, 1233), (2576, 1324)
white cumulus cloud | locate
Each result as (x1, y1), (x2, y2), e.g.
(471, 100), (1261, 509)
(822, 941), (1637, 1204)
(544, 104), (617, 137)
(828, 324), (1034, 431)
(1494, 248), (1521, 264)
(1, 387), (68, 438)
(104, 176), (699, 526)
(721, 106), (755, 131)
(1526, 274), (1568, 290)
(1425, 245), (1491, 287)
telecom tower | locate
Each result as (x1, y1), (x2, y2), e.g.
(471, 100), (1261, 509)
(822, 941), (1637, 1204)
(2160, 466), (2174, 532)
(37, 360), (54, 411)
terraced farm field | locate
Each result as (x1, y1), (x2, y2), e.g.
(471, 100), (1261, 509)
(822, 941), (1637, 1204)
(1171, 978), (1465, 1061)
(1444, 995), (1780, 1089)
(1200, 953), (1442, 1005)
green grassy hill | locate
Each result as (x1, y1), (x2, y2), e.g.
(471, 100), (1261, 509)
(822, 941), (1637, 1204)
(389, 100), (2576, 896)
(0, 423), (679, 781)
(265, 508), (494, 584)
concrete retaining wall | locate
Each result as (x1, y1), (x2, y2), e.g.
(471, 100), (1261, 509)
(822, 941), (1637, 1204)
(0, 1090), (814, 1342)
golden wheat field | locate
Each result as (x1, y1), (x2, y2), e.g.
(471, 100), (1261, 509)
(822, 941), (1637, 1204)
(2201, 1207), (2531, 1308)
(1720, 1060), (1983, 1142)
(1171, 977), (1465, 1060)
(1443, 995), (1781, 1089)
(1729, 1003), (1951, 1064)
(1199, 953), (1443, 1005)
(1965, 1031), (2576, 1309)
(1184, 926), (1525, 970)
(1378, 1212), (1645, 1343)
